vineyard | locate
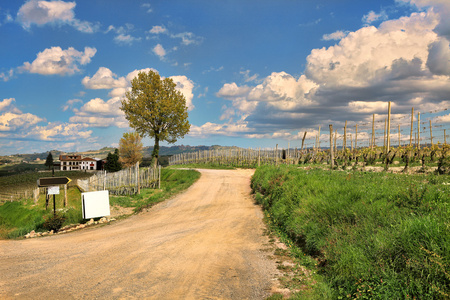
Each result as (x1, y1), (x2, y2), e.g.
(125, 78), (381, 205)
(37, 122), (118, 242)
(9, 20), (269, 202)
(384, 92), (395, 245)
(170, 103), (450, 173)
(0, 163), (161, 203)
(0, 171), (93, 203)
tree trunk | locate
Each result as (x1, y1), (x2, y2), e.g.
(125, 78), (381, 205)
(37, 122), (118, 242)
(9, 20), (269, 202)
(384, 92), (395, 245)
(152, 136), (160, 168)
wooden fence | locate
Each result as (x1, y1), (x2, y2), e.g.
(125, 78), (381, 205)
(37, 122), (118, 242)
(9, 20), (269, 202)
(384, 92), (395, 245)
(169, 146), (307, 167)
(0, 188), (40, 204)
(77, 163), (160, 196)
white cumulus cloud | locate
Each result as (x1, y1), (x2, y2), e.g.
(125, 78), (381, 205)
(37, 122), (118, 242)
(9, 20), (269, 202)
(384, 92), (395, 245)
(17, 0), (98, 33)
(149, 25), (167, 34)
(82, 67), (128, 89)
(362, 10), (388, 25)
(170, 75), (195, 111)
(322, 30), (349, 41)
(20, 46), (96, 75)
(153, 44), (166, 59)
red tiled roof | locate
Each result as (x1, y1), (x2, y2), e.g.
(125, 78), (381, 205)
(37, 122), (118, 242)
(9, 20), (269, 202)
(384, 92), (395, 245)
(59, 155), (82, 161)
(82, 157), (96, 161)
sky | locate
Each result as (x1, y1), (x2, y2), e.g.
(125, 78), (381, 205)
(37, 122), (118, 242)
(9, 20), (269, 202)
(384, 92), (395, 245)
(1, 0), (450, 155)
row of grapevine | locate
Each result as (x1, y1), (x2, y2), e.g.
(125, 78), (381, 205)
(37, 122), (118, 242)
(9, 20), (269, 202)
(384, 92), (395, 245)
(170, 103), (449, 172)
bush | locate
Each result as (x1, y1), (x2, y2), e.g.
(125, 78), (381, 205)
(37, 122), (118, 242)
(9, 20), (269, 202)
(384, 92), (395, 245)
(42, 213), (66, 232)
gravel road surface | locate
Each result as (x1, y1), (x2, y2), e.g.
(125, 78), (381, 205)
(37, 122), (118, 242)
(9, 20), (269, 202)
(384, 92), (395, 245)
(0, 169), (278, 299)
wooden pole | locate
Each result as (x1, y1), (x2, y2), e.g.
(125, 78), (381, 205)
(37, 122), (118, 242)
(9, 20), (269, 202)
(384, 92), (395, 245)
(318, 126), (321, 149)
(64, 184), (67, 207)
(137, 161), (140, 195)
(372, 114), (375, 149)
(287, 141), (290, 164)
(417, 112), (421, 149)
(429, 120), (433, 146)
(387, 101), (391, 153)
(383, 119), (386, 152)
(329, 124), (334, 169)
(158, 165), (161, 189)
(275, 144), (278, 166)
(344, 121), (347, 151)
(258, 147), (261, 167)
(355, 124), (358, 149)
(410, 107), (414, 146)
(301, 131), (307, 151)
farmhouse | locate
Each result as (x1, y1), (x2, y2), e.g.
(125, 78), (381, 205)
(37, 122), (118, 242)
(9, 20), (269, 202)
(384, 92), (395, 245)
(59, 155), (103, 171)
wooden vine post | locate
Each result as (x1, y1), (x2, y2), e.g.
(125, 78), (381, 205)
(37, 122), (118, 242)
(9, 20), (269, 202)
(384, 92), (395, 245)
(387, 101), (391, 153)
(329, 124), (334, 169)
(372, 114), (375, 149)
(317, 126), (321, 149)
(410, 107), (414, 146)
(417, 112), (421, 149)
(344, 121), (347, 150)
(275, 144), (278, 166)
(258, 147), (261, 167)
(355, 124), (358, 149)
(301, 131), (307, 152)
(287, 141), (290, 164)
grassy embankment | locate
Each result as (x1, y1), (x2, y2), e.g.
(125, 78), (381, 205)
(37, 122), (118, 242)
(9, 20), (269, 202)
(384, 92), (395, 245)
(252, 165), (450, 299)
(0, 169), (200, 239)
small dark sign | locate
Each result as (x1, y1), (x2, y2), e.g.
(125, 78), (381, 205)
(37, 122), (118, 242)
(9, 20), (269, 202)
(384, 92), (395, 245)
(37, 177), (72, 187)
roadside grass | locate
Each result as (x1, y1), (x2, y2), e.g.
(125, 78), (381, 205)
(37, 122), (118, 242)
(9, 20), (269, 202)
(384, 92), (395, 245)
(252, 165), (450, 299)
(0, 169), (200, 239)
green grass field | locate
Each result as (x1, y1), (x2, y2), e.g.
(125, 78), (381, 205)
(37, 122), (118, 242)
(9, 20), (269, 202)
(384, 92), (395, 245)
(251, 165), (450, 299)
(0, 168), (200, 239)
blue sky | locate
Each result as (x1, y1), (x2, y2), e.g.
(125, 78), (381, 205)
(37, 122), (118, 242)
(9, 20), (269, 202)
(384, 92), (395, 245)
(1, 0), (449, 155)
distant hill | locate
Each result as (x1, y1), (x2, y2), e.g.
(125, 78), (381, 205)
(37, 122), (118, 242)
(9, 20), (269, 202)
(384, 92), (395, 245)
(0, 145), (240, 164)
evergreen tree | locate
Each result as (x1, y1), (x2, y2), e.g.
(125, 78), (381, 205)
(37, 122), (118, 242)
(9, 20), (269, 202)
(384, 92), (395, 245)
(45, 152), (54, 170)
(104, 149), (122, 172)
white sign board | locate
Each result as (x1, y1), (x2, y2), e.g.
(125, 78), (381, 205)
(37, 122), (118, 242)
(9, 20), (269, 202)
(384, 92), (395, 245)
(81, 190), (110, 219)
(48, 186), (60, 195)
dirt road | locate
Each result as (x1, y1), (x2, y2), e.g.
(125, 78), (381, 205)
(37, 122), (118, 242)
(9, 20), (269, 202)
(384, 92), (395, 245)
(0, 169), (278, 299)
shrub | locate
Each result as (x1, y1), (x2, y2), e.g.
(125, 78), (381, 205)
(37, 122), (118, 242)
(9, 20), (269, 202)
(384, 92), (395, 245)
(42, 213), (66, 232)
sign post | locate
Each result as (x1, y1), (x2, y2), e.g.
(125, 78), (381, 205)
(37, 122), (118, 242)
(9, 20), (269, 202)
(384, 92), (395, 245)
(37, 177), (71, 216)
(37, 177), (72, 187)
